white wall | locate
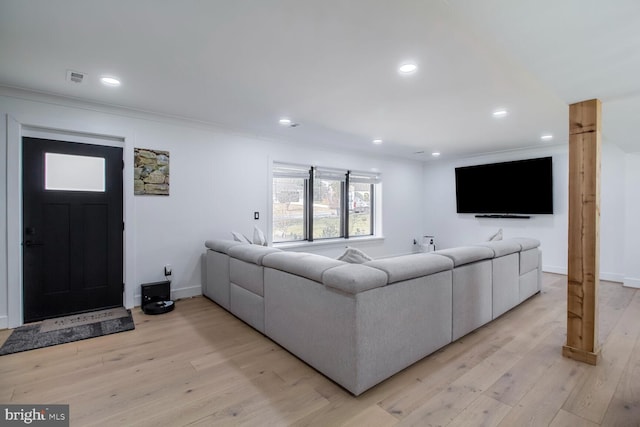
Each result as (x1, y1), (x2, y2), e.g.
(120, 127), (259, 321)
(0, 90), (424, 327)
(624, 153), (640, 288)
(600, 144), (626, 281)
(422, 143), (628, 282)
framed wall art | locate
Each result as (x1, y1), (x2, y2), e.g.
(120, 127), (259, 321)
(134, 148), (170, 196)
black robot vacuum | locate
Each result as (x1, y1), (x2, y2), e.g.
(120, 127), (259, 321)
(141, 281), (175, 315)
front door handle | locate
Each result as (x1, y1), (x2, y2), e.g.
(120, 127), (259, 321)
(24, 240), (44, 247)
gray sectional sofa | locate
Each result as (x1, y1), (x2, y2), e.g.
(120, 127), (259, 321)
(204, 237), (542, 395)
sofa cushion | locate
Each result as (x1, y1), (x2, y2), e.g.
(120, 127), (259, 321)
(231, 231), (252, 244)
(365, 253), (453, 284)
(487, 228), (503, 241)
(229, 283), (264, 333)
(452, 260), (493, 340)
(205, 239), (247, 254)
(433, 246), (494, 267)
(322, 264), (388, 294)
(337, 247), (373, 264)
(520, 248), (540, 275)
(230, 258), (265, 296)
(227, 244), (281, 265)
(512, 237), (541, 251)
(519, 268), (539, 301)
(263, 252), (345, 283)
(491, 253), (520, 319)
(204, 250), (231, 309)
(474, 240), (521, 258)
(253, 225), (267, 246)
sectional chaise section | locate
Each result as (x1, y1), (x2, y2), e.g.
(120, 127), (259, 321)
(203, 238), (542, 395)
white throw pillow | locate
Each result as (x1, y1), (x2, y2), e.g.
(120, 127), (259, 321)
(338, 247), (373, 264)
(231, 231), (252, 244)
(488, 228), (503, 241)
(253, 226), (267, 246)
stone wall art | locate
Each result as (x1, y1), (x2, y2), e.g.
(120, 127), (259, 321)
(134, 148), (170, 195)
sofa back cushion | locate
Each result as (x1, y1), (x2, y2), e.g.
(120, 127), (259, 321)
(474, 239), (521, 258)
(365, 253), (453, 284)
(263, 252), (345, 283)
(205, 239), (247, 254)
(227, 244), (281, 265)
(433, 246), (494, 267)
(512, 237), (541, 251)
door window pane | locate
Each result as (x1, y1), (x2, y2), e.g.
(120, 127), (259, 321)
(45, 153), (106, 192)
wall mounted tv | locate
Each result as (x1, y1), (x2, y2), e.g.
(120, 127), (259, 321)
(455, 156), (553, 216)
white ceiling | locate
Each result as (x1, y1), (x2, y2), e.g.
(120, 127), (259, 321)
(1, 0), (639, 160)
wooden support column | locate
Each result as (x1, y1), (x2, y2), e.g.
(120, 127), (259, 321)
(563, 99), (601, 365)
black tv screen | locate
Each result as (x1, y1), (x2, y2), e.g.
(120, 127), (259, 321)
(455, 157), (553, 214)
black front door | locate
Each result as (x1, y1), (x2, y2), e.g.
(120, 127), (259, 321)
(22, 137), (123, 323)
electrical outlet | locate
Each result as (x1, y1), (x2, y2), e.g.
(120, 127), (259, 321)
(164, 265), (172, 276)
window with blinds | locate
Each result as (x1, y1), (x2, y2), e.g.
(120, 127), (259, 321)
(272, 162), (380, 243)
(272, 163), (309, 242)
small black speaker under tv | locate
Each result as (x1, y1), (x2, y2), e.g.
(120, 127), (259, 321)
(455, 156), (553, 215)
(141, 281), (174, 315)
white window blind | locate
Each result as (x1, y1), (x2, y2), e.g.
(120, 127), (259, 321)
(348, 171), (381, 184)
(273, 163), (311, 179)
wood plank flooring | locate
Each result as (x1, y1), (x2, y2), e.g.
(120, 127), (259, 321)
(1, 273), (639, 426)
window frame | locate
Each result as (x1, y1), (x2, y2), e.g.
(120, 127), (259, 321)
(271, 162), (380, 245)
(346, 179), (375, 238)
(272, 163), (310, 243)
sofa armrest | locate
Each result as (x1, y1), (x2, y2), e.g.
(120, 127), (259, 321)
(322, 264), (388, 294)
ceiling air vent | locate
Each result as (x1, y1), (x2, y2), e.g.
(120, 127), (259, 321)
(66, 70), (86, 84)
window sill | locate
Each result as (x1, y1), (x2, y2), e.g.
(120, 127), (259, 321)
(273, 235), (385, 251)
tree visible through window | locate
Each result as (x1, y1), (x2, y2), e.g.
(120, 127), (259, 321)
(349, 182), (373, 237)
(272, 177), (306, 242)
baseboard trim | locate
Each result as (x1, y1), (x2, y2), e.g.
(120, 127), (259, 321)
(543, 266), (624, 283)
(0, 315), (7, 330)
(543, 265), (566, 275)
(134, 285), (202, 307)
(623, 277), (640, 289)
(172, 285), (202, 301)
(600, 272), (625, 283)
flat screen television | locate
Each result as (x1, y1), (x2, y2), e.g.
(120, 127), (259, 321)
(455, 157), (553, 215)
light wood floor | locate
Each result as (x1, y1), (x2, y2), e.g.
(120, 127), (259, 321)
(1, 273), (639, 426)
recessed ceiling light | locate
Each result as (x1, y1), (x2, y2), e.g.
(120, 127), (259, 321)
(432, 152), (441, 157)
(100, 76), (121, 87)
(279, 118), (292, 125)
(492, 109), (508, 118)
(372, 139), (383, 145)
(398, 63), (418, 75)
(541, 134), (553, 141)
